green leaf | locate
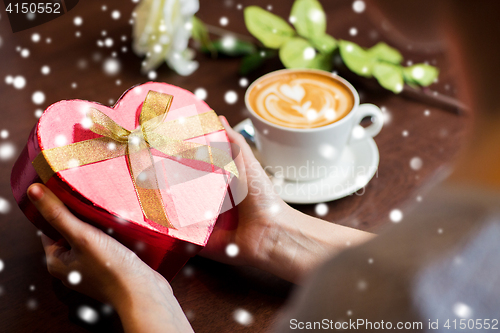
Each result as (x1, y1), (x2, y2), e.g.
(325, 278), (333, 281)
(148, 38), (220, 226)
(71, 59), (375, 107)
(310, 34), (337, 54)
(402, 64), (439, 86)
(279, 37), (331, 71)
(309, 52), (333, 71)
(191, 16), (214, 55)
(290, 0), (326, 39)
(368, 42), (403, 64)
(240, 53), (265, 75)
(244, 6), (296, 49)
(402, 67), (416, 84)
(372, 62), (404, 93)
(339, 40), (375, 77)
(206, 37), (257, 57)
(239, 50), (276, 75)
(279, 37), (316, 69)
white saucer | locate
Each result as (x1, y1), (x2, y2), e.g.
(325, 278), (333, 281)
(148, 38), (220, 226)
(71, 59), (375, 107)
(233, 119), (380, 204)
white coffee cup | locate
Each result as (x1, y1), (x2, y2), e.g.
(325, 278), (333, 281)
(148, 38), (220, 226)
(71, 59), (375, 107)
(244, 69), (384, 182)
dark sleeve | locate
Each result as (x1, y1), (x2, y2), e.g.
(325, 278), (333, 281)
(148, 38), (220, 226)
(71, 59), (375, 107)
(273, 190), (486, 332)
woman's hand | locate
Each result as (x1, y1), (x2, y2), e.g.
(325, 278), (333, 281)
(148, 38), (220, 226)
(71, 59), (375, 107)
(199, 117), (295, 267)
(28, 184), (193, 333)
(200, 117), (375, 284)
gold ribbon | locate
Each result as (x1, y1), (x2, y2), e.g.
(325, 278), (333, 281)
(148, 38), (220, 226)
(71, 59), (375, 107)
(33, 91), (238, 228)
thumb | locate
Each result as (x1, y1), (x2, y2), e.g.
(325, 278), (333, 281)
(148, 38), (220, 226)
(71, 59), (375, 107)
(27, 184), (93, 247)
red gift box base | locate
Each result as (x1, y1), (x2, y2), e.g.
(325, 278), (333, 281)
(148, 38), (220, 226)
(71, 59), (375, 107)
(11, 83), (238, 281)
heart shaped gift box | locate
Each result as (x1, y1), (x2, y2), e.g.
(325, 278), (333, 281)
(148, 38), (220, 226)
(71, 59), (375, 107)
(11, 82), (238, 281)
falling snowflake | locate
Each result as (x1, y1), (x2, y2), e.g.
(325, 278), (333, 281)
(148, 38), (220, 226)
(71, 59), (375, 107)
(424, 110), (431, 116)
(31, 33), (41, 42)
(13, 76), (26, 89)
(224, 91), (238, 104)
(111, 10), (121, 20)
(351, 125), (365, 140)
(355, 174), (368, 187)
(349, 27), (358, 36)
(389, 209), (403, 223)
(220, 17), (229, 26)
(324, 109), (335, 120)
(0, 130), (8, 139)
(135, 242), (146, 252)
(101, 304), (113, 315)
(308, 9), (323, 22)
(303, 47), (315, 60)
(32, 91), (45, 105)
(73, 17), (83, 26)
(183, 266), (194, 277)
(318, 144), (336, 160)
(104, 38), (113, 47)
(453, 302), (472, 318)
(67, 159), (80, 169)
(412, 67), (425, 79)
(380, 106), (392, 124)
(68, 271), (82, 285)
(148, 71), (157, 80)
(402, 130), (409, 137)
(268, 204), (279, 214)
(352, 0), (366, 13)
(226, 243), (239, 257)
(77, 305), (99, 324)
(0, 259), (4, 272)
(410, 157), (423, 170)
(41, 65), (50, 75)
(221, 35), (236, 50)
(233, 309), (253, 326)
(194, 88), (207, 100)
(54, 134), (67, 147)
(202, 209), (213, 219)
(34, 109), (43, 118)
(103, 58), (121, 76)
(185, 309), (195, 320)
(20, 48), (30, 58)
(315, 203), (328, 216)
(0, 143), (15, 161)
(26, 298), (38, 310)
(357, 280), (367, 290)
(239, 78), (248, 87)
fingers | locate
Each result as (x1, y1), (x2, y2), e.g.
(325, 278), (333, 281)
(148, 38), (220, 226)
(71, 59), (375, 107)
(28, 184), (93, 246)
(219, 116), (258, 163)
(41, 233), (68, 279)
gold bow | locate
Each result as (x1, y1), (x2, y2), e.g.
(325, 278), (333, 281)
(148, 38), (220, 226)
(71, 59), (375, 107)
(33, 91), (238, 228)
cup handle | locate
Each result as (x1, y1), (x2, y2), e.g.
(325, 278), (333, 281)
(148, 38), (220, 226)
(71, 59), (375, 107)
(348, 103), (384, 144)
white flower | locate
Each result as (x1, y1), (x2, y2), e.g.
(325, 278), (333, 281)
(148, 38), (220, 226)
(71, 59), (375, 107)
(133, 0), (199, 76)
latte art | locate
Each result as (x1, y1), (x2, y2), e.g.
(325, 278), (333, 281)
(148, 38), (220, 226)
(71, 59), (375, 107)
(248, 72), (354, 129)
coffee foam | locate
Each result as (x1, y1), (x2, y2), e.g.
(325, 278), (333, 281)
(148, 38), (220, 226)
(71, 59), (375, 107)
(248, 72), (354, 129)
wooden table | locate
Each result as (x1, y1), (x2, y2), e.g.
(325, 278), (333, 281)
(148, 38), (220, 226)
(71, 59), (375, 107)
(0, 0), (471, 331)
